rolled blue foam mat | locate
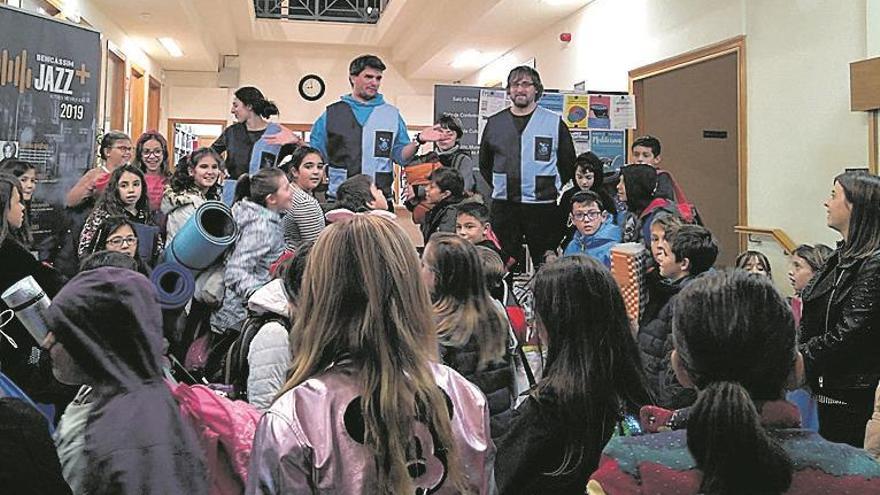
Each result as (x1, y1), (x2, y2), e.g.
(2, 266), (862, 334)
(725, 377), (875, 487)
(150, 262), (195, 309)
(163, 201), (239, 272)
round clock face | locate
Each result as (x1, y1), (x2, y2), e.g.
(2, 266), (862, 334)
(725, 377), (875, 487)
(299, 74), (325, 101)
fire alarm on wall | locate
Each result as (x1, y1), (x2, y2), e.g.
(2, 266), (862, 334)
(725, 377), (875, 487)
(560, 33), (572, 42)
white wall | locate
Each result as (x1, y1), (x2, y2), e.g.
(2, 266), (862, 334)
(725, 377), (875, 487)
(166, 42), (445, 128)
(465, 0), (869, 260)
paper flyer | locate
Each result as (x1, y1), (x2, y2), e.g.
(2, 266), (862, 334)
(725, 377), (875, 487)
(563, 94), (589, 129)
(478, 88), (510, 142)
(537, 92), (564, 117)
(571, 130), (591, 156)
(590, 130), (626, 172)
(588, 94), (611, 129)
(610, 94), (636, 130)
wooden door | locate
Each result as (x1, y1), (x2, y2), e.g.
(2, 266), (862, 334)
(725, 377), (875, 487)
(632, 51), (741, 266)
(147, 76), (161, 133)
(129, 67), (145, 139)
(106, 50), (125, 131)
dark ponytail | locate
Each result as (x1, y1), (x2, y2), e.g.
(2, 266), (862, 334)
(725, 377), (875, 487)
(234, 168), (285, 206)
(234, 86), (279, 119)
(673, 270), (797, 495)
(687, 381), (792, 494)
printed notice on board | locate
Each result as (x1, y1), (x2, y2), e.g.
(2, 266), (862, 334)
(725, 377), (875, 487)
(478, 89), (510, 142)
(564, 94), (589, 129)
(588, 94), (611, 129)
(571, 130), (591, 156)
(611, 95), (636, 130)
(537, 92), (564, 117)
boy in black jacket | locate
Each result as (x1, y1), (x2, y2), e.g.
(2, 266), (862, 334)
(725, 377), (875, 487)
(638, 224), (718, 408)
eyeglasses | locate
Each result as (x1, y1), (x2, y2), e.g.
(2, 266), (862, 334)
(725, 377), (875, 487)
(106, 236), (138, 247)
(572, 211), (603, 222)
(510, 81), (535, 89)
(142, 149), (163, 157)
(113, 146), (133, 152)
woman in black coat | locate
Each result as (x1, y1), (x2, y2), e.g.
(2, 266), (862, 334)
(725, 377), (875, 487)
(799, 171), (880, 447)
(0, 174), (71, 412)
(494, 256), (650, 494)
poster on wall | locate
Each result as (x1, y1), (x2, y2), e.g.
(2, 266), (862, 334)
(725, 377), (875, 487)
(571, 129), (591, 156)
(564, 94), (589, 129)
(590, 130), (626, 172)
(0, 5), (100, 250)
(610, 94), (636, 130)
(477, 88), (509, 142)
(537, 92), (563, 117)
(433, 85), (481, 153)
(588, 94), (611, 129)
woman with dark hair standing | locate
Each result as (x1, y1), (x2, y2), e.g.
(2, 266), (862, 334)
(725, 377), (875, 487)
(0, 158), (37, 248)
(133, 131), (171, 212)
(212, 87), (299, 180)
(0, 174), (71, 414)
(589, 270), (880, 494)
(211, 168), (292, 333)
(495, 255), (650, 494)
(161, 147), (223, 244)
(279, 145), (326, 252)
(799, 171), (880, 446)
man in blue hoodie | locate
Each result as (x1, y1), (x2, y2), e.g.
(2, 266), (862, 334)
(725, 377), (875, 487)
(562, 190), (621, 267)
(308, 54), (444, 202)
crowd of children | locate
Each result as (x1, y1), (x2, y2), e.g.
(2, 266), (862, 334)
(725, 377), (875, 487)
(2, 106), (880, 494)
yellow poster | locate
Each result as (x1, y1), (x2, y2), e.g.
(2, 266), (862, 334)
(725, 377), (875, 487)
(563, 94), (589, 129)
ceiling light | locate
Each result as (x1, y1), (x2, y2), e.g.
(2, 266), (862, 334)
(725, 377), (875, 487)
(452, 49), (484, 69)
(158, 37), (184, 58)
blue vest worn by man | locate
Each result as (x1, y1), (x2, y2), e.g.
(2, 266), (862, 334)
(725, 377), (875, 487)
(483, 106), (561, 204)
(314, 95), (402, 198)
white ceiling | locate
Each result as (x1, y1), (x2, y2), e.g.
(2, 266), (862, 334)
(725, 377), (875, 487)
(88, 0), (591, 80)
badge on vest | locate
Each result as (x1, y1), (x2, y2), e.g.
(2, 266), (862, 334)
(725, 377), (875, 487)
(374, 131), (393, 158)
(534, 137), (553, 162)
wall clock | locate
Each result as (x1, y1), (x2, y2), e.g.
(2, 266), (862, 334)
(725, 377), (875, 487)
(298, 74), (326, 101)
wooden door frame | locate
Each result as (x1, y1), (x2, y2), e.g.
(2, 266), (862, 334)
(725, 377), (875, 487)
(166, 118), (228, 166)
(628, 35), (747, 252)
(105, 45), (126, 132)
(129, 65), (146, 138)
(147, 76), (162, 133)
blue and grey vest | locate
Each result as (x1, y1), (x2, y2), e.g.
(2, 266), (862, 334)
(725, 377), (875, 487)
(484, 106), (561, 204)
(325, 101), (399, 198)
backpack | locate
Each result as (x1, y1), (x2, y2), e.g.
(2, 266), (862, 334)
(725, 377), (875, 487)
(222, 312), (290, 401)
(650, 169), (702, 225)
(168, 381), (262, 495)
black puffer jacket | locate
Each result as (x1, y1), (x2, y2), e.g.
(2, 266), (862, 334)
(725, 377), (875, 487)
(441, 336), (514, 438)
(799, 248), (880, 393)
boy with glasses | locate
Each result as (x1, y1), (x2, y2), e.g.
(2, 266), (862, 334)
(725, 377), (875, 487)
(562, 190), (621, 267)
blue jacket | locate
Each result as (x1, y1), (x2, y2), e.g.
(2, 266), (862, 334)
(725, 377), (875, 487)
(310, 94), (410, 165)
(563, 216), (621, 267)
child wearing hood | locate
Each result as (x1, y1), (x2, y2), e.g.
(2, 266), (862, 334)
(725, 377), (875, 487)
(43, 267), (207, 494)
(562, 190), (621, 267)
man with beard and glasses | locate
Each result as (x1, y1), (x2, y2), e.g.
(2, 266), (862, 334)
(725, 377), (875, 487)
(479, 66), (576, 271)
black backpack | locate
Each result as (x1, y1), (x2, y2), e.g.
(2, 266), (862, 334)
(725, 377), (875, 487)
(221, 312), (290, 401)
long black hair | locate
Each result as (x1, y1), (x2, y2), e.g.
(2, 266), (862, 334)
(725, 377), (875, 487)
(533, 255), (651, 474)
(169, 147), (223, 199)
(673, 269), (795, 494)
(0, 174), (27, 247)
(235, 86), (279, 119)
(835, 171), (880, 260)
(97, 164), (149, 217)
(620, 164), (658, 215)
(0, 159), (36, 246)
